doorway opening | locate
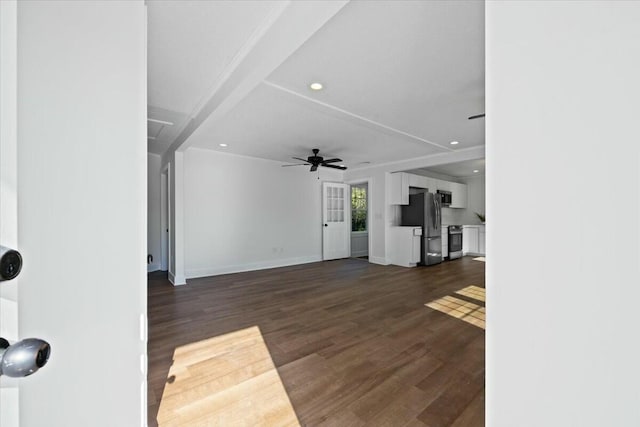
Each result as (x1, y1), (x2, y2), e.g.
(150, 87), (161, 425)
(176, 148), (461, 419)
(350, 182), (369, 259)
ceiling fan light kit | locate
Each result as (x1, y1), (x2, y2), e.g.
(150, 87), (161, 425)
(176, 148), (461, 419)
(282, 148), (347, 172)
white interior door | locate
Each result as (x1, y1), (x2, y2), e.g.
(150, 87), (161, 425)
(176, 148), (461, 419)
(0, 2), (20, 425)
(1, 2), (147, 426)
(322, 182), (350, 260)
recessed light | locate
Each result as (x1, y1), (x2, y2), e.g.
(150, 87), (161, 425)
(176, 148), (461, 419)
(450, 141), (459, 145)
(473, 170), (479, 173)
(309, 82), (323, 91)
(219, 143), (228, 147)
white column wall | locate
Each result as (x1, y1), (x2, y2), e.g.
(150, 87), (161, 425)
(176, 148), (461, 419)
(487, 2), (640, 425)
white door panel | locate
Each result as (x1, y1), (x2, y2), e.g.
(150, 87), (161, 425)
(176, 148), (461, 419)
(0, 2), (19, 424)
(322, 182), (350, 260)
(1, 2), (147, 426)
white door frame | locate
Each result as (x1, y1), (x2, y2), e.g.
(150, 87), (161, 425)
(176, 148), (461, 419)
(160, 167), (168, 271)
(346, 177), (373, 261)
(163, 163), (172, 275)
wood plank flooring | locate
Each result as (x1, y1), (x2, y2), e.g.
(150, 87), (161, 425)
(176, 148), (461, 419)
(148, 257), (485, 426)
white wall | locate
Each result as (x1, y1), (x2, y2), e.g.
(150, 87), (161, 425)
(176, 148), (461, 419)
(459, 173), (485, 225)
(17, 2), (146, 426)
(183, 148), (343, 278)
(148, 153), (162, 271)
(488, 2), (640, 426)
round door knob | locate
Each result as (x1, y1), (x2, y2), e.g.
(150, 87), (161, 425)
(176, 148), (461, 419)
(324, 224), (328, 227)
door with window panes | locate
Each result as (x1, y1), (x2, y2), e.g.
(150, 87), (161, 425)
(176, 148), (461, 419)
(322, 182), (350, 260)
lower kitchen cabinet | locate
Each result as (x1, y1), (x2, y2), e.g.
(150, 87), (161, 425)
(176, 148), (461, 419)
(441, 226), (449, 259)
(462, 225), (485, 256)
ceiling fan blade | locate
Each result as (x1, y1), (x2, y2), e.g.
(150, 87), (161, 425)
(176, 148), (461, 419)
(322, 164), (347, 170)
(281, 163), (309, 167)
(321, 158), (342, 164)
(292, 157), (309, 162)
(310, 164), (318, 172)
(468, 113), (485, 120)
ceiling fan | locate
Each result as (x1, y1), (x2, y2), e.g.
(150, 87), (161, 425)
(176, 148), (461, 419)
(282, 148), (347, 172)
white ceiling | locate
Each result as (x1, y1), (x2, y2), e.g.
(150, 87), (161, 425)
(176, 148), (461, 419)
(148, 1), (485, 168)
(146, 0), (280, 154)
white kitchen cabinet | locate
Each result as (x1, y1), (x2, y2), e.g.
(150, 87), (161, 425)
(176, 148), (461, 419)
(408, 173), (422, 188)
(390, 173), (466, 206)
(425, 177), (438, 193)
(463, 226), (478, 254)
(463, 225), (485, 255)
(408, 173), (431, 190)
(441, 226), (449, 259)
(449, 182), (468, 208)
(435, 180), (451, 192)
(389, 226), (422, 267)
(390, 172), (409, 205)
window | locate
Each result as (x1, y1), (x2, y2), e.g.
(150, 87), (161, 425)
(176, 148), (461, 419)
(351, 185), (367, 232)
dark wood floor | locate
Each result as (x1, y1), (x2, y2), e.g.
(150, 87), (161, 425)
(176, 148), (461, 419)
(148, 257), (485, 426)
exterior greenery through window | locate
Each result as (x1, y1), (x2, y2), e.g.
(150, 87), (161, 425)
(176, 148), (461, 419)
(351, 186), (367, 232)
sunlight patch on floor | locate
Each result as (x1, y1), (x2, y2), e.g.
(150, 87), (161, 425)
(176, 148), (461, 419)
(472, 256), (485, 262)
(455, 285), (486, 302)
(426, 287), (486, 329)
(156, 326), (300, 426)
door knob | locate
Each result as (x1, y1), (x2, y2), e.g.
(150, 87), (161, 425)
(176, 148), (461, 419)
(0, 337), (51, 377)
(324, 224), (328, 227)
(0, 245), (23, 282)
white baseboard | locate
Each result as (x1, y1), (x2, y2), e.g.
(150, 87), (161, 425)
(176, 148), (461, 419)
(463, 252), (485, 257)
(168, 271), (186, 286)
(147, 263), (161, 273)
(351, 250), (369, 258)
(186, 255), (322, 279)
(369, 256), (389, 265)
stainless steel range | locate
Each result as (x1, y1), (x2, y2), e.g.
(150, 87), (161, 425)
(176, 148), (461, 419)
(448, 225), (463, 259)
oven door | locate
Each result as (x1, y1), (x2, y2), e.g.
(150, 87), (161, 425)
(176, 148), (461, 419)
(448, 231), (463, 259)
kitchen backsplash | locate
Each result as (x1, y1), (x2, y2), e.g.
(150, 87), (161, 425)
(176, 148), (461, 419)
(441, 207), (463, 225)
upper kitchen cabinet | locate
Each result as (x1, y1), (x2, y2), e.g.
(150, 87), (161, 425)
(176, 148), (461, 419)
(425, 177), (438, 193)
(390, 172), (467, 206)
(390, 172), (410, 205)
(449, 182), (468, 208)
(435, 180), (451, 192)
(408, 173), (429, 190)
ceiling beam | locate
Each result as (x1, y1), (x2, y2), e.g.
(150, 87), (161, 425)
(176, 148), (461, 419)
(162, 0), (350, 164)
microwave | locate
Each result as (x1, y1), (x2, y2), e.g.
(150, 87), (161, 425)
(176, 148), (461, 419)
(437, 190), (451, 207)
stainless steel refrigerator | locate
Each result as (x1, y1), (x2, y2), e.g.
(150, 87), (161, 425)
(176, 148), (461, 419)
(401, 192), (442, 266)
